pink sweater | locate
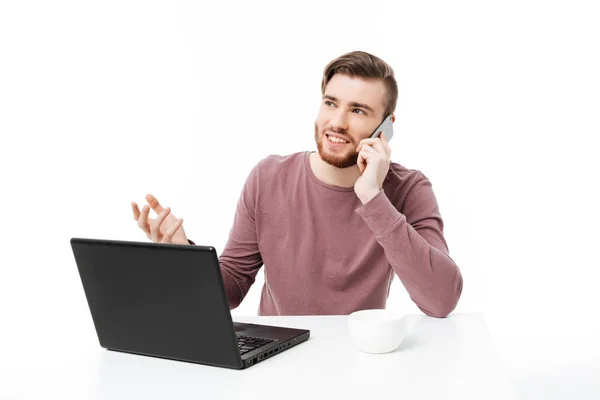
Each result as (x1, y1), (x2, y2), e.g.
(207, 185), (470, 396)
(217, 151), (463, 317)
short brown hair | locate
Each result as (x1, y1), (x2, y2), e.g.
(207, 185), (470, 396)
(321, 51), (398, 118)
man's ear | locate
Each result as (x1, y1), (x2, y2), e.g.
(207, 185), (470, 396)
(391, 114), (396, 123)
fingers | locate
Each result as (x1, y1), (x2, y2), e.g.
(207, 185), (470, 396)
(373, 140), (388, 156)
(161, 218), (184, 244)
(358, 142), (382, 174)
(364, 141), (386, 157)
(131, 202), (141, 221)
(357, 143), (380, 161)
(150, 207), (171, 242)
(356, 139), (372, 153)
(136, 195), (182, 243)
(358, 140), (387, 156)
(357, 138), (380, 153)
(137, 205), (152, 237)
(357, 137), (391, 156)
(146, 194), (165, 214)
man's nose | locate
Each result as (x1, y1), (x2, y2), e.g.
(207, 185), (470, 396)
(330, 111), (349, 132)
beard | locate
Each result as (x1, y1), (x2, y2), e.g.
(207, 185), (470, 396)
(314, 122), (359, 169)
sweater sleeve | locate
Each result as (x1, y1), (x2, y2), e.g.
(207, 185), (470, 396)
(218, 163), (264, 310)
(354, 174), (463, 318)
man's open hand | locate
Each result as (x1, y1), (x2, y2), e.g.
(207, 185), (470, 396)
(131, 194), (188, 244)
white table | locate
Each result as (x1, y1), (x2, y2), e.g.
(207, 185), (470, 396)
(3, 313), (517, 399)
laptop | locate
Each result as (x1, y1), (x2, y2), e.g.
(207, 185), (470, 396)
(70, 237), (310, 369)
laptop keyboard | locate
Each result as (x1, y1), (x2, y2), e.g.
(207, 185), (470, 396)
(237, 334), (274, 355)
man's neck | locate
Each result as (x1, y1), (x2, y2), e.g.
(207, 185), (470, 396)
(309, 152), (361, 188)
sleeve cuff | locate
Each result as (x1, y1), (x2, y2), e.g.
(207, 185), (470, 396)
(355, 189), (404, 235)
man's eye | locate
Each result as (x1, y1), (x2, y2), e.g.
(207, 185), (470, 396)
(353, 109), (366, 115)
(325, 101), (335, 107)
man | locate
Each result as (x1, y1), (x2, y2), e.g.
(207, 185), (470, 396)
(131, 51), (463, 318)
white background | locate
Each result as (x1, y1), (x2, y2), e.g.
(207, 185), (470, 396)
(1, 0), (599, 398)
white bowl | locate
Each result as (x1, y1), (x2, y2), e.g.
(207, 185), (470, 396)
(348, 309), (407, 354)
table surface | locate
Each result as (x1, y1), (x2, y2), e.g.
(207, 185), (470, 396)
(3, 313), (517, 400)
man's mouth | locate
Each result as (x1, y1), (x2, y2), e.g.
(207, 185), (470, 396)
(326, 134), (350, 145)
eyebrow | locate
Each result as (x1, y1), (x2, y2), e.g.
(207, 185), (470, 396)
(322, 95), (375, 114)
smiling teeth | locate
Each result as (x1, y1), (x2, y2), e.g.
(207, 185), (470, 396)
(328, 135), (348, 144)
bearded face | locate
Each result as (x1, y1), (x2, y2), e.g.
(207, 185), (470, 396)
(314, 73), (389, 169)
(313, 121), (359, 168)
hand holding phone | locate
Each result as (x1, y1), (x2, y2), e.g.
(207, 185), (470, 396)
(369, 114), (394, 142)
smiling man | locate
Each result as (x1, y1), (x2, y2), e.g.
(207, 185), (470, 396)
(132, 51), (463, 318)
